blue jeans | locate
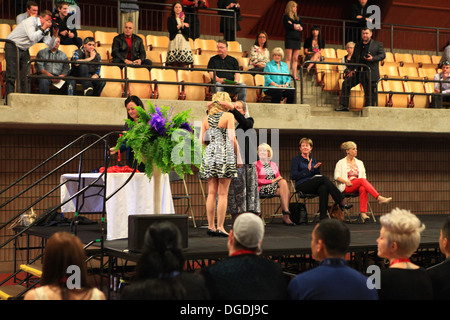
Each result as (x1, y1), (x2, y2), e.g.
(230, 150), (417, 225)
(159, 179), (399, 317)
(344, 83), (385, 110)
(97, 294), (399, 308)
(214, 81), (247, 102)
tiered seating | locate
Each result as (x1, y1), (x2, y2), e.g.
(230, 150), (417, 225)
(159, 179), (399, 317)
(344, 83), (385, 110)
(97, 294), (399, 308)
(94, 31), (118, 47)
(59, 44), (78, 59)
(100, 66), (124, 98)
(151, 68), (180, 100)
(126, 67), (152, 99)
(178, 70), (208, 101)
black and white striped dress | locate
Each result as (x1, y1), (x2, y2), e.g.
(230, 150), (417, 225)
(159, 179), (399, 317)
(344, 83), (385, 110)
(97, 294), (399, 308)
(199, 112), (237, 179)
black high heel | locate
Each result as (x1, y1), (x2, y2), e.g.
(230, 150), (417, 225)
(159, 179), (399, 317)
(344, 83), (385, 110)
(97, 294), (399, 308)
(339, 203), (353, 210)
(282, 211), (295, 226)
(207, 229), (217, 236)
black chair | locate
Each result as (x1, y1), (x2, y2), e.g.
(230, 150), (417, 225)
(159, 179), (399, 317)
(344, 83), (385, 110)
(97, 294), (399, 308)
(259, 193), (281, 225)
(342, 192), (376, 222)
(169, 171), (196, 228)
(289, 180), (323, 223)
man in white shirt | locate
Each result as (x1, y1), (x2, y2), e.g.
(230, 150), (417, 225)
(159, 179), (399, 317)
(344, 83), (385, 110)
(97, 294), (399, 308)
(16, 1), (39, 25)
(5, 10), (57, 104)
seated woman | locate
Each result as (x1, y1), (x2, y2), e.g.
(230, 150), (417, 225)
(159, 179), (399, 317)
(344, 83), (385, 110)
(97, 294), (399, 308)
(303, 26), (325, 73)
(255, 143), (294, 226)
(290, 137), (353, 220)
(334, 141), (392, 222)
(248, 31), (270, 72)
(263, 47), (295, 104)
(376, 208), (432, 300)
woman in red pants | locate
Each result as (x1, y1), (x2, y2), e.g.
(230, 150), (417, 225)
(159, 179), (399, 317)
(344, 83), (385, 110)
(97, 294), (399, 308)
(334, 141), (392, 222)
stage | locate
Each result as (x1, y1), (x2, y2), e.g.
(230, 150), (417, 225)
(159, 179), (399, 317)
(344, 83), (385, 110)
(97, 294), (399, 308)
(15, 214), (446, 270)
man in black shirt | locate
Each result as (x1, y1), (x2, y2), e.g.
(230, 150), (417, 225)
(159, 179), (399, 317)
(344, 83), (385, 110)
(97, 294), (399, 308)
(336, 27), (385, 111)
(207, 39), (247, 101)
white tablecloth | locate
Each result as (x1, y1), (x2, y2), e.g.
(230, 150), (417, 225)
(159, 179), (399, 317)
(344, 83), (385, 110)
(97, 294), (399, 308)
(60, 173), (175, 240)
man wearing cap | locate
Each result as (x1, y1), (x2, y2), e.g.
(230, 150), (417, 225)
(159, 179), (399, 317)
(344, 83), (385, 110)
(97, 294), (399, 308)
(201, 213), (288, 300)
(288, 219), (378, 300)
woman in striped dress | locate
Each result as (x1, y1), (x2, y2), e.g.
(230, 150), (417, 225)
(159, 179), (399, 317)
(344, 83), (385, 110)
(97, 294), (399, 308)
(199, 92), (241, 237)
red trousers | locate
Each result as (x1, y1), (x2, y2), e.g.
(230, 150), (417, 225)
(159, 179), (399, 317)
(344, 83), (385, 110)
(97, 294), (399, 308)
(344, 178), (379, 213)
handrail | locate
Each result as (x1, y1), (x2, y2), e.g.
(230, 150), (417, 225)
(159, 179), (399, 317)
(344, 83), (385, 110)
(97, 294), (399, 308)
(0, 131), (128, 250)
(300, 60), (372, 105)
(25, 58), (296, 101)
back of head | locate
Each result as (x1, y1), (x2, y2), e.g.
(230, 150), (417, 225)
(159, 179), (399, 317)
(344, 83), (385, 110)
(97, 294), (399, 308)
(209, 92), (231, 115)
(232, 213), (265, 254)
(315, 219), (350, 256)
(379, 208), (425, 257)
(136, 221), (184, 279)
(442, 216), (450, 240)
(41, 232), (91, 288)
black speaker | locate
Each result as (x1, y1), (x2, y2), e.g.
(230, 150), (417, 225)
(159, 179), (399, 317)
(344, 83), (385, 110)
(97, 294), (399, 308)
(128, 214), (189, 252)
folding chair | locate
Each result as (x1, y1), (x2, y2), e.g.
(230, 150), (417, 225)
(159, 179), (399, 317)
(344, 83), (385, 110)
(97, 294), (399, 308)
(259, 193), (281, 225)
(341, 192), (376, 223)
(289, 180), (320, 223)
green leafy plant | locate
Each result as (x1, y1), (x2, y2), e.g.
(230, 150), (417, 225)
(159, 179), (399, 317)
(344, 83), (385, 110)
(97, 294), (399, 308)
(114, 102), (202, 180)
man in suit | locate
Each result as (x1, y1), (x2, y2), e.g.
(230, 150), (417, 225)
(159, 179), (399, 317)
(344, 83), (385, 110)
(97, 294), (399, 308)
(336, 27), (385, 111)
(427, 216), (450, 299)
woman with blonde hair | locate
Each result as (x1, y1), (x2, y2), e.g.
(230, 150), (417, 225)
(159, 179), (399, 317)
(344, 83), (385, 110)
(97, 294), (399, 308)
(256, 143), (294, 225)
(334, 141), (391, 222)
(283, 1), (303, 80)
(200, 92), (241, 237)
(263, 47), (295, 103)
(376, 208), (433, 300)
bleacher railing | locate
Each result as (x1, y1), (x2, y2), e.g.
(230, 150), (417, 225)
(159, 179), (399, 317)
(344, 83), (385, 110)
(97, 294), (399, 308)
(24, 58), (297, 103)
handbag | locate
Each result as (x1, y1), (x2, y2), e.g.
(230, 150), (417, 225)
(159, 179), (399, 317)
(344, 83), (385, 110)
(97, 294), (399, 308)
(289, 202), (308, 225)
(328, 203), (344, 221)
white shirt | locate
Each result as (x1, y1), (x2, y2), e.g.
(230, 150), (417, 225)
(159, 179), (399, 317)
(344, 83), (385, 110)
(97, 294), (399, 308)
(334, 157), (367, 192)
(7, 16), (57, 51)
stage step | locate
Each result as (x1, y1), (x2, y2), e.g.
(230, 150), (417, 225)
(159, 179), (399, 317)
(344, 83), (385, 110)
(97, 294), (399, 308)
(20, 264), (42, 278)
(0, 285), (27, 300)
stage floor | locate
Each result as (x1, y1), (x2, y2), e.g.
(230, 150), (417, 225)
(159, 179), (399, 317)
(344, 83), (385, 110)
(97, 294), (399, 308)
(16, 214), (445, 265)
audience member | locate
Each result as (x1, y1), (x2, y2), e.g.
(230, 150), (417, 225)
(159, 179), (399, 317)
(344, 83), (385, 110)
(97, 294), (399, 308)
(16, 1), (38, 25)
(199, 92), (241, 237)
(24, 232), (105, 300)
(341, 41), (355, 76)
(35, 37), (70, 94)
(55, 0), (81, 29)
(248, 31), (270, 72)
(256, 143), (294, 226)
(376, 208), (433, 300)
(68, 37), (105, 96)
(283, 1), (303, 80)
(201, 212), (289, 300)
(336, 27), (385, 111)
(348, 0), (372, 42)
(427, 216), (450, 299)
(303, 25), (325, 73)
(209, 100), (260, 219)
(166, 2), (194, 67)
(432, 60), (450, 108)
(439, 42), (450, 68)
(263, 47), (295, 104)
(289, 219), (378, 300)
(121, 221), (210, 300)
(53, 1), (82, 48)
(218, 0), (241, 41)
(119, 0), (139, 34)
(110, 95), (146, 172)
(5, 10), (57, 104)
(290, 137), (353, 220)
(182, 0), (209, 40)
(208, 39), (247, 102)
(111, 21), (151, 68)
(334, 141), (392, 223)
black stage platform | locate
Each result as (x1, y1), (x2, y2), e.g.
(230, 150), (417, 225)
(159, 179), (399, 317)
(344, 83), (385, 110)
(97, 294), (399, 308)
(16, 214), (446, 271)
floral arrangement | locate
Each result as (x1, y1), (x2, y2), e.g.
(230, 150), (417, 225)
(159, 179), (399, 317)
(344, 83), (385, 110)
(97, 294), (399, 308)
(114, 102), (202, 180)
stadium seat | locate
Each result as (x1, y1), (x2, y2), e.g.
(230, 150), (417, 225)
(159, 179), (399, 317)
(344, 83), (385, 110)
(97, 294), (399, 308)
(146, 50), (163, 67)
(321, 67), (341, 92)
(28, 43), (48, 60)
(339, 80), (364, 110)
(146, 35), (169, 51)
(431, 55), (441, 65)
(413, 54), (432, 66)
(336, 49), (347, 59)
(240, 73), (258, 103)
(194, 38), (216, 55)
(126, 66), (152, 99)
(377, 80), (388, 107)
(94, 46), (112, 62)
(379, 62), (401, 79)
(77, 29), (94, 42)
(59, 44), (78, 60)
(386, 80), (409, 108)
(398, 65), (420, 79)
(178, 70), (208, 101)
(150, 68), (180, 100)
(394, 53), (413, 65)
(193, 54), (211, 69)
(404, 81), (429, 108)
(322, 48), (336, 59)
(383, 52), (395, 64)
(418, 67), (438, 80)
(94, 31), (118, 47)
(227, 41), (242, 53)
(100, 66), (124, 98)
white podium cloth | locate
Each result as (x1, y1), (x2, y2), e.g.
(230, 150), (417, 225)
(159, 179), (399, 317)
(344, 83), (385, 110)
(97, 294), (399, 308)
(60, 173), (175, 240)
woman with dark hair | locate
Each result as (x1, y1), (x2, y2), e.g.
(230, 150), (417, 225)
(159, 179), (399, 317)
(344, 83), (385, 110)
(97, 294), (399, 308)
(248, 31), (270, 72)
(24, 232), (105, 300)
(166, 1), (194, 67)
(110, 95), (145, 171)
(303, 26), (325, 72)
(121, 221), (210, 300)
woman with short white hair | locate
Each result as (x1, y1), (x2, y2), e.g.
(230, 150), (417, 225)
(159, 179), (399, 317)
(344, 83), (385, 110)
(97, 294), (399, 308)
(376, 208), (433, 300)
(263, 47), (295, 104)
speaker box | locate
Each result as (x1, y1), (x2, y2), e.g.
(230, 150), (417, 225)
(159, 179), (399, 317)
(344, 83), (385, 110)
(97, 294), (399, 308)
(128, 214), (189, 252)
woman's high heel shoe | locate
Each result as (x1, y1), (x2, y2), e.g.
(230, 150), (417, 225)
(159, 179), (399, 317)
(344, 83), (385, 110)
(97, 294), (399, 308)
(377, 195), (392, 204)
(207, 229), (217, 236)
(282, 211), (295, 226)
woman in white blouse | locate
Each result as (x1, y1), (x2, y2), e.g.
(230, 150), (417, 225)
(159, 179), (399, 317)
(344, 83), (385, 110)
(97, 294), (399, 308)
(247, 31), (270, 72)
(334, 141), (392, 222)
